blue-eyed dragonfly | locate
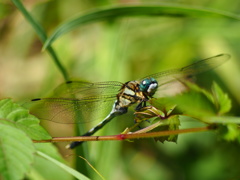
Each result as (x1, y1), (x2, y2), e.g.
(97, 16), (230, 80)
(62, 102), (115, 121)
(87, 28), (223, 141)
(30, 54), (230, 149)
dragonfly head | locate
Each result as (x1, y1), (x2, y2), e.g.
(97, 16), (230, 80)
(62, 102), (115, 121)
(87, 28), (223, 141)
(139, 77), (158, 97)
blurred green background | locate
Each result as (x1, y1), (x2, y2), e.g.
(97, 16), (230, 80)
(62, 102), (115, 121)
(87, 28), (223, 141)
(1, 0), (240, 180)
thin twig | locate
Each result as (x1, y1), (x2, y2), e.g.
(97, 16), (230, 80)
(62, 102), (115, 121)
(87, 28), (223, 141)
(33, 126), (212, 143)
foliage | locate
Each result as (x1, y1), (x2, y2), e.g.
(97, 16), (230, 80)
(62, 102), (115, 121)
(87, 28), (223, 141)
(0, 99), (89, 180)
(1, 0), (240, 180)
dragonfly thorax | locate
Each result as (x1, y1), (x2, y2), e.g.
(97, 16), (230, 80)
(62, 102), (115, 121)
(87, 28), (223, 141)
(139, 77), (158, 97)
(115, 81), (146, 110)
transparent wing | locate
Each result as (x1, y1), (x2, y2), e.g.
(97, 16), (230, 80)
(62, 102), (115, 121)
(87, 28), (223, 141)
(29, 54), (229, 124)
(53, 81), (123, 98)
(140, 54), (230, 97)
(29, 81), (123, 124)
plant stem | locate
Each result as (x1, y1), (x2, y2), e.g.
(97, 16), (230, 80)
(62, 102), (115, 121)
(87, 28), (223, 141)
(33, 126), (211, 144)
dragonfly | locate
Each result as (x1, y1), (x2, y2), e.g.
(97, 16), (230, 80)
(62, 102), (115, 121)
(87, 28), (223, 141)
(30, 54), (230, 149)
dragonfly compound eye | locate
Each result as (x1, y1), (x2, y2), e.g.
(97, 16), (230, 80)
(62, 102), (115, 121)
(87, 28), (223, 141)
(140, 77), (158, 97)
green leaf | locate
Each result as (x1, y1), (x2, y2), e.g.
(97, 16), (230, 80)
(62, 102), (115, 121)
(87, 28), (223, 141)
(154, 115), (180, 143)
(0, 99), (51, 140)
(43, 5), (240, 49)
(0, 122), (35, 180)
(207, 116), (240, 141)
(217, 124), (240, 141)
(212, 82), (232, 115)
(183, 81), (214, 102)
(170, 90), (216, 118)
(149, 98), (176, 117)
(134, 106), (165, 123)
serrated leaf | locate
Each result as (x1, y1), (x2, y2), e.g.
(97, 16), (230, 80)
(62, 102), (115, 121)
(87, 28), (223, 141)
(149, 98), (176, 116)
(212, 82), (231, 115)
(217, 124), (240, 141)
(134, 105), (164, 123)
(183, 81), (214, 102)
(154, 115), (180, 143)
(170, 90), (216, 117)
(0, 99), (51, 140)
(0, 122), (35, 180)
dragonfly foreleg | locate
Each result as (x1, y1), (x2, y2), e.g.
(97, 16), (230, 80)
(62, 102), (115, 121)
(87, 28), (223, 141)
(135, 101), (147, 111)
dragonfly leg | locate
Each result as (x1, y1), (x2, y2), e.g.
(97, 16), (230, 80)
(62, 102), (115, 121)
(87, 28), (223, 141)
(66, 122), (107, 149)
(135, 101), (147, 111)
(66, 113), (116, 149)
(67, 101), (128, 149)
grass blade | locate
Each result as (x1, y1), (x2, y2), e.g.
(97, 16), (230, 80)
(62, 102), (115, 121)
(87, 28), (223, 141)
(11, 0), (69, 81)
(37, 151), (90, 180)
(43, 4), (240, 49)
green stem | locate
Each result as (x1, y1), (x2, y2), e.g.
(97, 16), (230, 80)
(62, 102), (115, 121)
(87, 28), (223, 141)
(11, 0), (69, 81)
